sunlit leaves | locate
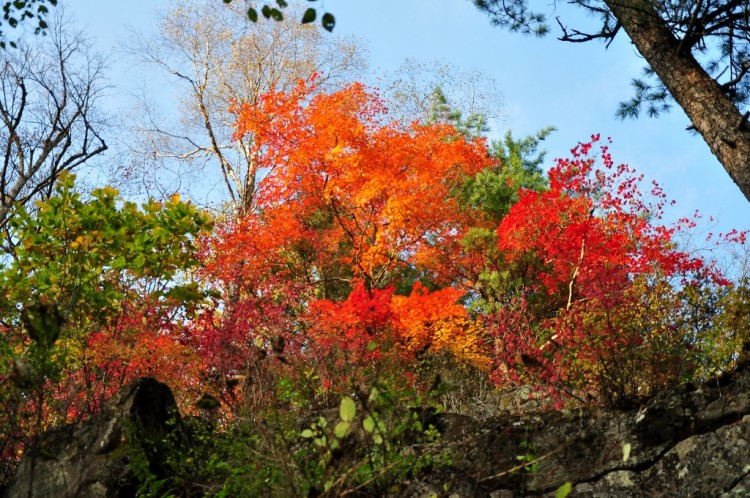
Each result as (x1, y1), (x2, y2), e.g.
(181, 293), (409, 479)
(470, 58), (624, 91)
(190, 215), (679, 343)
(2, 172), (212, 332)
(227, 79), (493, 292)
(488, 135), (736, 406)
(0, 173), (213, 477)
(200, 80), (496, 398)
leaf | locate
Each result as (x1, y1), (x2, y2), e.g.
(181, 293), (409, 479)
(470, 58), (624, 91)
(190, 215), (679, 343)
(622, 442), (631, 462)
(301, 429), (315, 438)
(334, 420), (351, 438)
(269, 8), (283, 21)
(301, 8), (316, 24)
(321, 12), (335, 32)
(363, 415), (375, 433)
(339, 396), (356, 422)
(368, 386), (380, 403)
(555, 482), (572, 498)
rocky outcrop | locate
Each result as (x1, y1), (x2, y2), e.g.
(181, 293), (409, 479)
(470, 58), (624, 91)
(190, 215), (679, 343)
(5, 366), (750, 497)
(411, 363), (750, 497)
(2, 378), (181, 498)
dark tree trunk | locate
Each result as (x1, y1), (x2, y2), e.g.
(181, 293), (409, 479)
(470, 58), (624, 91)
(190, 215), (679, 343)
(605, 0), (750, 202)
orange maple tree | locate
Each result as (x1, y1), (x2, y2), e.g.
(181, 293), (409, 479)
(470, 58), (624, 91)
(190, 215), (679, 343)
(198, 79), (494, 395)
(225, 78), (494, 287)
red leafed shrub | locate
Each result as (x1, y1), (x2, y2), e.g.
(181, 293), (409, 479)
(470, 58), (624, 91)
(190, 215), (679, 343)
(490, 135), (735, 407)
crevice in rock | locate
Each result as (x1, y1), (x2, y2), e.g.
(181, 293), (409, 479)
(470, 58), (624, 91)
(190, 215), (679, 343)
(722, 466), (750, 495)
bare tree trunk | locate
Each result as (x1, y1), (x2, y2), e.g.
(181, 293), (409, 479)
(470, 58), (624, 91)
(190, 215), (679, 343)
(606, 0), (750, 202)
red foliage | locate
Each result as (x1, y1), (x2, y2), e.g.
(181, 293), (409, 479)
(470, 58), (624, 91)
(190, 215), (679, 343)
(497, 135), (720, 302)
(490, 135), (730, 406)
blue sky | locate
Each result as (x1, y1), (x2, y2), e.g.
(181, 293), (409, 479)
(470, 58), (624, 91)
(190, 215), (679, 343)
(64, 0), (750, 263)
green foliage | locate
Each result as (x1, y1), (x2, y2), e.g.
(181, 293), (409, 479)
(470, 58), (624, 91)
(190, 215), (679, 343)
(0, 0), (56, 49)
(0, 173), (212, 342)
(617, 68), (672, 119)
(691, 277), (750, 377)
(556, 481), (573, 498)
(289, 386), (445, 495)
(516, 439), (538, 473)
(472, 0), (549, 37)
(0, 173), (213, 481)
(225, 0), (336, 32)
(455, 127), (554, 314)
(126, 385), (447, 497)
(459, 126), (553, 222)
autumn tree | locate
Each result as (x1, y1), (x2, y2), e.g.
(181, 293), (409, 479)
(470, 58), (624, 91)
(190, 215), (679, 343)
(126, 0), (366, 214)
(0, 173), (212, 479)
(242, 0), (750, 203)
(487, 135), (742, 407)
(195, 79), (496, 403)
(0, 11), (107, 239)
(226, 79), (495, 288)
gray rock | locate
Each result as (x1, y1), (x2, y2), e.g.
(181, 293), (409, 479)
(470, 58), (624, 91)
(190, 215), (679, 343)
(431, 365), (750, 496)
(3, 377), (180, 498)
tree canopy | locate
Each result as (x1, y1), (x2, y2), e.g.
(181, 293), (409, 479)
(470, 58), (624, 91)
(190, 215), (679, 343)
(217, 0), (750, 205)
(2, 3), (750, 494)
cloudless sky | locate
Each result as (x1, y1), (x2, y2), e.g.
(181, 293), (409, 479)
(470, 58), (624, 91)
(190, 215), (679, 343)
(63, 0), (750, 265)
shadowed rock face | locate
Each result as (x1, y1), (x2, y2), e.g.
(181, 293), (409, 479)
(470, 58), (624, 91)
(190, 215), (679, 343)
(2, 378), (179, 498)
(414, 364), (750, 497)
(5, 367), (750, 498)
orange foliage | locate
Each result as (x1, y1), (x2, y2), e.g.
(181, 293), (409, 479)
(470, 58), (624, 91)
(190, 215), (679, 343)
(391, 283), (489, 369)
(200, 79), (495, 377)
(224, 78), (494, 289)
(307, 281), (490, 369)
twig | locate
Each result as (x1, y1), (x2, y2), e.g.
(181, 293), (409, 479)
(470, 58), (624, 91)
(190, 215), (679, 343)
(477, 438), (575, 483)
(567, 238), (586, 311)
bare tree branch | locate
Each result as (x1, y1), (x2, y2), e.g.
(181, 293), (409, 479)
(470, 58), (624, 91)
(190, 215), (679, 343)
(123, 1), (367, 215)
(0, 10), (107, 233)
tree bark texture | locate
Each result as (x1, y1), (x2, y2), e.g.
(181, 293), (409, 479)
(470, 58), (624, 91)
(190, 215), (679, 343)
(605, 0), (750, 202)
